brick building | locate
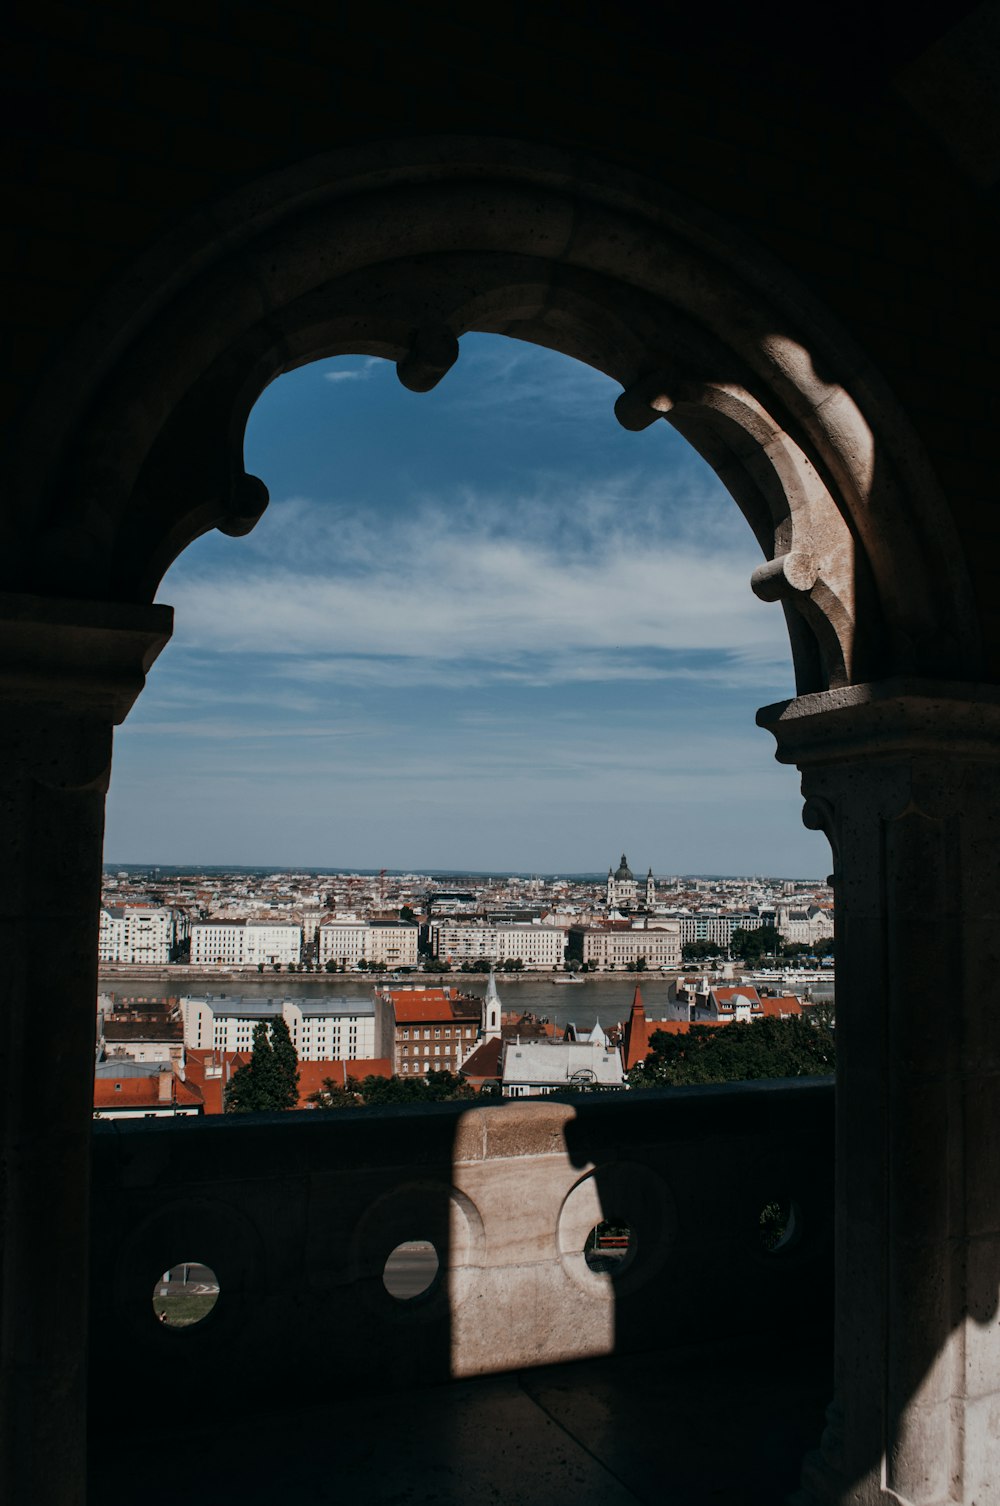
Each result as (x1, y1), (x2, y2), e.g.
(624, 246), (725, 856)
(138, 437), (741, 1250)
(380, 987), (482, 1077)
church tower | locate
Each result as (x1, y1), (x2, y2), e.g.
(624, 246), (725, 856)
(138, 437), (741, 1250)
(645, 867), (656, 907)
(607, 853), (638, 910)
(483, 968), (502, 1040)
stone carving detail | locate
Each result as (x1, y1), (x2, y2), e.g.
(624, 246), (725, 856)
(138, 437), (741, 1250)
(396, 324), (460, 392)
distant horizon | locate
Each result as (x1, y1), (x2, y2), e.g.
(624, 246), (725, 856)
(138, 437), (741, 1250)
(103, 861), (829, 884)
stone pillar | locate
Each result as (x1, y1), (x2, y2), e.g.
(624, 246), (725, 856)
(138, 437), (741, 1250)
(0, 592), (171, 1506)
(758, 681), (1000, 1506)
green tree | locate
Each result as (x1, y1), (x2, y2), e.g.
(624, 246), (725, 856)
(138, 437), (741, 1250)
(310, 1069), (475, 1108)
(424, 1069), (476, 1101)
(225, 1019), (300, 1113)
(308, 1074), (363, 1109)
(731, 924), (782, 961)
(629, 1015), (834, 1089)
(269, 1016), (300, 1104)
(399, 904), (416, 922)
(681, 940), (722, 963)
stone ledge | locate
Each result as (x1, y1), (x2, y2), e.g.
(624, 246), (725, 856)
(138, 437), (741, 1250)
(758, 678), (1000, 764)
(0, 590), (173, 722)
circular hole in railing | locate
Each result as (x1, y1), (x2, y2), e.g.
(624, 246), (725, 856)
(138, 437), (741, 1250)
(383, 1240), (440, 1301)
(584, 1219), (632, 1274)
(758, 1198), (800, 1253)
(152, 1261), (220, 1328)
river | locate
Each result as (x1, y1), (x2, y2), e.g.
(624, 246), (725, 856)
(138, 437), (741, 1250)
(101, 971), (833, 1034)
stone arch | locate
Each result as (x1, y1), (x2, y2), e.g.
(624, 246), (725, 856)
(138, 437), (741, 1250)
(6, 138), (981, 697)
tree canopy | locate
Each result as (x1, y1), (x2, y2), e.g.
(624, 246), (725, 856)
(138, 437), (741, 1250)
(681, 940), (724, 962)
(308, 1069), (476, 1109)
(629, 1015), (835, 1088)
(225, 1018), (300, 1113)
(730, 924), (783, 961)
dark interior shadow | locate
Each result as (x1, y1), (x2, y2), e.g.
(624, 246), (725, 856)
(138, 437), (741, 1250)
(561, 1078), (835, 1503)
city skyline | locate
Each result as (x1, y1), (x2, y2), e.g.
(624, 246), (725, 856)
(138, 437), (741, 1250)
(103, 334), (830, 877)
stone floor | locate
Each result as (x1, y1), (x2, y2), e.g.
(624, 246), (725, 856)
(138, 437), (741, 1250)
(90, 1336), (831, 1504)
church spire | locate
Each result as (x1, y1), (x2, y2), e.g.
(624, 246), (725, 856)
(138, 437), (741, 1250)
(483, 968), (502, 1040)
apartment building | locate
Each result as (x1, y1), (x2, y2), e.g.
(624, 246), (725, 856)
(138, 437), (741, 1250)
(381, 988), (481, 1076)
(430, 922), (567, 969)
(98, 905), (179, 964)
(318, 918), (419, 969)
(190, 921), (302, 967)
(667, 913), (766, 946)
(180, 995), (377, 1062)
(567, 921), (681, 970)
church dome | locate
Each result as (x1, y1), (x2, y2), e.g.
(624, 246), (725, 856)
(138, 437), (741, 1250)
(614, 854), (634, 880)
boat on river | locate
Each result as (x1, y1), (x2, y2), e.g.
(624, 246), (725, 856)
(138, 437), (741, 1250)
(552, 974), (584, 985)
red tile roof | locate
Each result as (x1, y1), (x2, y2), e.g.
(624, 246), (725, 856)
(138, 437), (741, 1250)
(713, 986), (761, 1006)
(759, 994), (803, 1017)
(390, 990), (480, 1024)
(459, 1037), (502, 1084)
(183, 1049), (251, 1114)
(295, 1058), (391, 1105)
(93, 1074), (204, 1111)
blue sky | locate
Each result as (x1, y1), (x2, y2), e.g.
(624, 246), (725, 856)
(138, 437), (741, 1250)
(103, 335), (829, 877)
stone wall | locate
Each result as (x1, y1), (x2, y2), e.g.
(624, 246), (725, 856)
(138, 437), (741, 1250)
(89, 1078), (834, 1413)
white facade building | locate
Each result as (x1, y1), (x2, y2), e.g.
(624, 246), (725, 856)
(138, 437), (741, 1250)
(318, 918), (419, 969)
(431, 922), (567, 969)
(190, 921), (302, 967)
(776, 906), (835, 947)
(501, 1038), (626, 1097)
(180, 995), (377, 1061)
(568, 921), (681, 970)
(670, 914), (767, 946)
(98, 905), (178, 964)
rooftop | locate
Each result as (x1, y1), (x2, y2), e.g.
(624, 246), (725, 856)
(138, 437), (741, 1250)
(183, 995), (374, 1018)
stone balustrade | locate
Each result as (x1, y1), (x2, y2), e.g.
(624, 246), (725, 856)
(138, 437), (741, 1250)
(89, 1079), (834, 1416)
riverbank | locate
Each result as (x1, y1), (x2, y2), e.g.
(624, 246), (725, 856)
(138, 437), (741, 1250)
(98, 965), (671, 987)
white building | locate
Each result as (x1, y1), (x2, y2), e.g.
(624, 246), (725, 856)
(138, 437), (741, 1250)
(568, 920), (681, 970)
(501, 1038), (625, 1097)
(776, 906), (835, 947)
(318, 918), (419, 969)
(98, 905), (178, 964)
(666, 913), (768, 947)
(431, 922), (567, 969)
(180, 995), (377, 1061)
(190, 921), (302, 967)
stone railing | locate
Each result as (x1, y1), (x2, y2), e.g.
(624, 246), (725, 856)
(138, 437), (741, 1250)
(89, 1079), (833, 1414)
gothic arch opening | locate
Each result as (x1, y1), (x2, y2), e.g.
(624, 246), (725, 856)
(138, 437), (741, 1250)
(107, 332), (825, 877)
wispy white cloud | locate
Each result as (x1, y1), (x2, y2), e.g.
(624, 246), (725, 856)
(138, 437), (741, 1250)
(441, 338), (617, 422)
(163, 486), (789, 684)
(322, 357), (382, 383)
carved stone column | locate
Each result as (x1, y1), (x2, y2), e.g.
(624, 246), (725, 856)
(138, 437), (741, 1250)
(0, 592), (171, 1506)
(758, 681), (1000, 1506)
